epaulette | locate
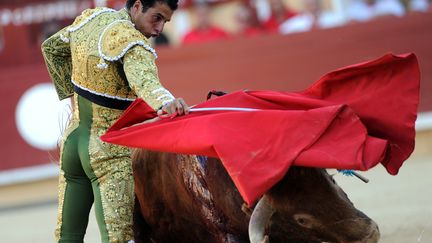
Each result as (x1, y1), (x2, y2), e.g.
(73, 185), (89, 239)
(60, 7), (116, 43)
(97, 20), (157, 69)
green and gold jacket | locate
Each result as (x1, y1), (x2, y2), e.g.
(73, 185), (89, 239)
(41, 7), (174, 110)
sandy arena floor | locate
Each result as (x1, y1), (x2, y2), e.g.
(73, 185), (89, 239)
(0, 153), (431, 243)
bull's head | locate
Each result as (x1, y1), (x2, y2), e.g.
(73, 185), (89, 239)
(249, 167), (380, 243)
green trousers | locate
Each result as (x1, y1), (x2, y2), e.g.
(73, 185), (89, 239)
(56, 95), (134, 243)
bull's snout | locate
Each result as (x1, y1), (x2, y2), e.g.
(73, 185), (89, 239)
(339, 220), (380, 243)
(327, 217), (380, 243)
(362, 221), (380, 243)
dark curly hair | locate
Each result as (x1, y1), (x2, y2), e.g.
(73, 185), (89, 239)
(126, 0), (178, 12)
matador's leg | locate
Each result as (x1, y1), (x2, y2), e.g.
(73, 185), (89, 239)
(56, 126), (94, 243)
(79, 96), (135, 243)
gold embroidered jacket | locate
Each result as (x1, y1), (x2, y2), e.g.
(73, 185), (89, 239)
(41, 7), (174, 110)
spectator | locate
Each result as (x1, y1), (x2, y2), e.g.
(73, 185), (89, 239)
(181, 2), (230, 44)
(279, 0), (345, 34)
(409, 0), (430, 11)
(262, 0), (297, 33)
(345, 0), (375, 22)
(346, 0), (405, 23)
(235, 1), (264, 37)
(374, 0), (406, 16)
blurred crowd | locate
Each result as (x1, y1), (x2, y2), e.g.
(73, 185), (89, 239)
(168, 0), (432, 46)
(0, 0), (431, 53)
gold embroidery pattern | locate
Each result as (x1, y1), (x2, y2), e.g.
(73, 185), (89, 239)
(89, 103), (134, 242)
(41, 27), (73, 100)
(43, 7), (171, 108)
(99, 20), (155, 60)
(55, 170), (67, 242)
(124, 46), (173, 109)
(68, 7), (113, 32)
(69, 8), (140, 101)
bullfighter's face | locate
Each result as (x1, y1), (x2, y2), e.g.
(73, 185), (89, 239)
(130, 1), (173, 38)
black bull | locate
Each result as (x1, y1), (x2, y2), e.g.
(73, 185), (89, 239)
(131, 149), (380, 243)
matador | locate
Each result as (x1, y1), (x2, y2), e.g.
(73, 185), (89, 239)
(41, 0), (188, 241)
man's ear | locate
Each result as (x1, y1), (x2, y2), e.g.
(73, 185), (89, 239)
(132, 0), (142, 13)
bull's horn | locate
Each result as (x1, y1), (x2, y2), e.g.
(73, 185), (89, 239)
(248, 196), (275, 243)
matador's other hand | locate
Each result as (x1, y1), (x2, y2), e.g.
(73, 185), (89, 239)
(158, 98), (190, 116)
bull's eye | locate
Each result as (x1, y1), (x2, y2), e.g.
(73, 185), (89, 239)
(293, 214), (315, 228)
(297, 218), (307, 225)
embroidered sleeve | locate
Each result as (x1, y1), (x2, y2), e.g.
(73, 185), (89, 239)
(123, 45), (174, 110)
(41, 27), (73, 100)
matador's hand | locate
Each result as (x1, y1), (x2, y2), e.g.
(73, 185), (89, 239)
(157, 98), (190, 116)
